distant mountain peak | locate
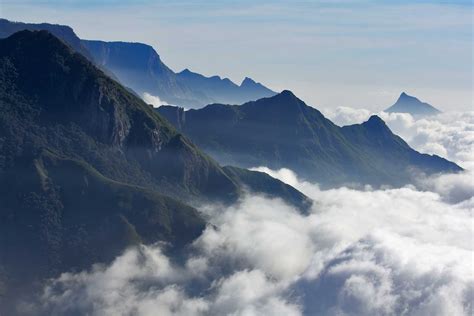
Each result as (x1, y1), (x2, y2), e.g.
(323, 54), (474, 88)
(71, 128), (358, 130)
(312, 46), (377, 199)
(241, 77), (256, 86)
(239, 77), (276, 98)
(386, 92), (441, 117)
(180, 68), (192, 74)
(397, 91), (418, 102)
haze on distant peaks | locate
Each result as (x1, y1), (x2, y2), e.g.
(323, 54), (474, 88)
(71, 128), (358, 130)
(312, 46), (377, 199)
(385, 92), (441, 117)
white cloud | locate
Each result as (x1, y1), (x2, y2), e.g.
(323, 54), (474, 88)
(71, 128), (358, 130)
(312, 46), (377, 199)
(323, 106), (373, 126)
(31, 166), (473, 316)
(142, 92), (166, 108)
(196, 195), (314, 280)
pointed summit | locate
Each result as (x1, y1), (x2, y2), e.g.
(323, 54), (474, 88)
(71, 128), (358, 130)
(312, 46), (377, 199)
(397, 92), (419, 103)
(366, 114), (385, 125)
(241, 77), (257, 86)
(264, 90), (301, 108)
(399, 91), (409, 99)
(238, 76), (276, 99)
(180, 68), (192, 74)
(362, 115), (392, 136)
(386, 92), (441, 117)
(278, 89), (297, 98)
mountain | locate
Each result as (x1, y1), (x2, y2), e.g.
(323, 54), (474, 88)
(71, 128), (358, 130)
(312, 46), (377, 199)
(83, 40), (277, 108)
(176, 68), (276, 105)
(0, 30), (308, 310)
(0, 18), (277, 109)
(0, 18), (93, 62)
(385, 92), (441, 117)
(158, 90), (461, 187)
(82, 40), (209, 107)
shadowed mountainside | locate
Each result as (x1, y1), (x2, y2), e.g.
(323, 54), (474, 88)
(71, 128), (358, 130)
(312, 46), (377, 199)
(0, 30), (308, 311)
(158, 91), (461, 187)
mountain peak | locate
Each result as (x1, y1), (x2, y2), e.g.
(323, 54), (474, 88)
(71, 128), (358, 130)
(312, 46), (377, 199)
(239, 77), (276, 98)
(241, 77), (256, 86)
(360, 115), (393, 134)
(179, 68), (193, 75)
(386, 92), (441, 117)
(366, 114), (386, 126)
(397, 91), (418, 103)
(258, 90), (299, 107)
(242, 89), (308, 118)
(279, 89), (297, 98)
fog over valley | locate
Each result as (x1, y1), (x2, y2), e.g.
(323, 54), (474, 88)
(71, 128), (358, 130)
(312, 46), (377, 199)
(0, 2), (472, 315)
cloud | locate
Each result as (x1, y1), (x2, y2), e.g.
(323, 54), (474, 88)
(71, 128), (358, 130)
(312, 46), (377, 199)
(323, 106), (373, 126)
(142, 92), (166, 108)
(29, 165), (473, 316)
(418, 171), (474, 204)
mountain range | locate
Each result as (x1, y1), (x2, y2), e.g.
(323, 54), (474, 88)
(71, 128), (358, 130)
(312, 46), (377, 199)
(385, 92), (441, 117)
(0, 20), (463, 314)
(0, 30), (306, 311)
(0, 18), (277, 109)
(158, 91), (460, 187)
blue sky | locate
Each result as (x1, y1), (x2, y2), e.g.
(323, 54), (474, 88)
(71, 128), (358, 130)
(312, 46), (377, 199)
(1, 0), (472, 110)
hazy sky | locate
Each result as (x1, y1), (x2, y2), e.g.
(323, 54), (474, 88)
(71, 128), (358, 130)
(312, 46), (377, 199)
(1, 0), (472, 111)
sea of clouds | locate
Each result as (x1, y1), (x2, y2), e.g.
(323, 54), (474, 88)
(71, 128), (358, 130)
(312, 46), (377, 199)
(25, 110), (473, 316)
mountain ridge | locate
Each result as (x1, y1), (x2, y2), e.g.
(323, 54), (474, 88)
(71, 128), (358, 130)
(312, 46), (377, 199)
(158, 91), (461, 187)
(0, 18), (277, 109)
(0, 30), (308, 310)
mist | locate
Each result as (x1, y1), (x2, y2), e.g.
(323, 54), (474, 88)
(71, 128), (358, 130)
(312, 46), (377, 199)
(142, 92), (166, 108)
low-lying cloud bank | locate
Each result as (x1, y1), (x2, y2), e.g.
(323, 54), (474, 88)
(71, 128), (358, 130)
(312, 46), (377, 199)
(325, 108), (474, 170)
(25, 165), (473, 316)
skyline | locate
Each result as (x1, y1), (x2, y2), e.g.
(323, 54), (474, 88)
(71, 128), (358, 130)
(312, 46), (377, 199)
(1, 0), (472, 111)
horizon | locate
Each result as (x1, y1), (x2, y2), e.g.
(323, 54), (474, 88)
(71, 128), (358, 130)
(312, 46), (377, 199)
(1, 0), (472, 111)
